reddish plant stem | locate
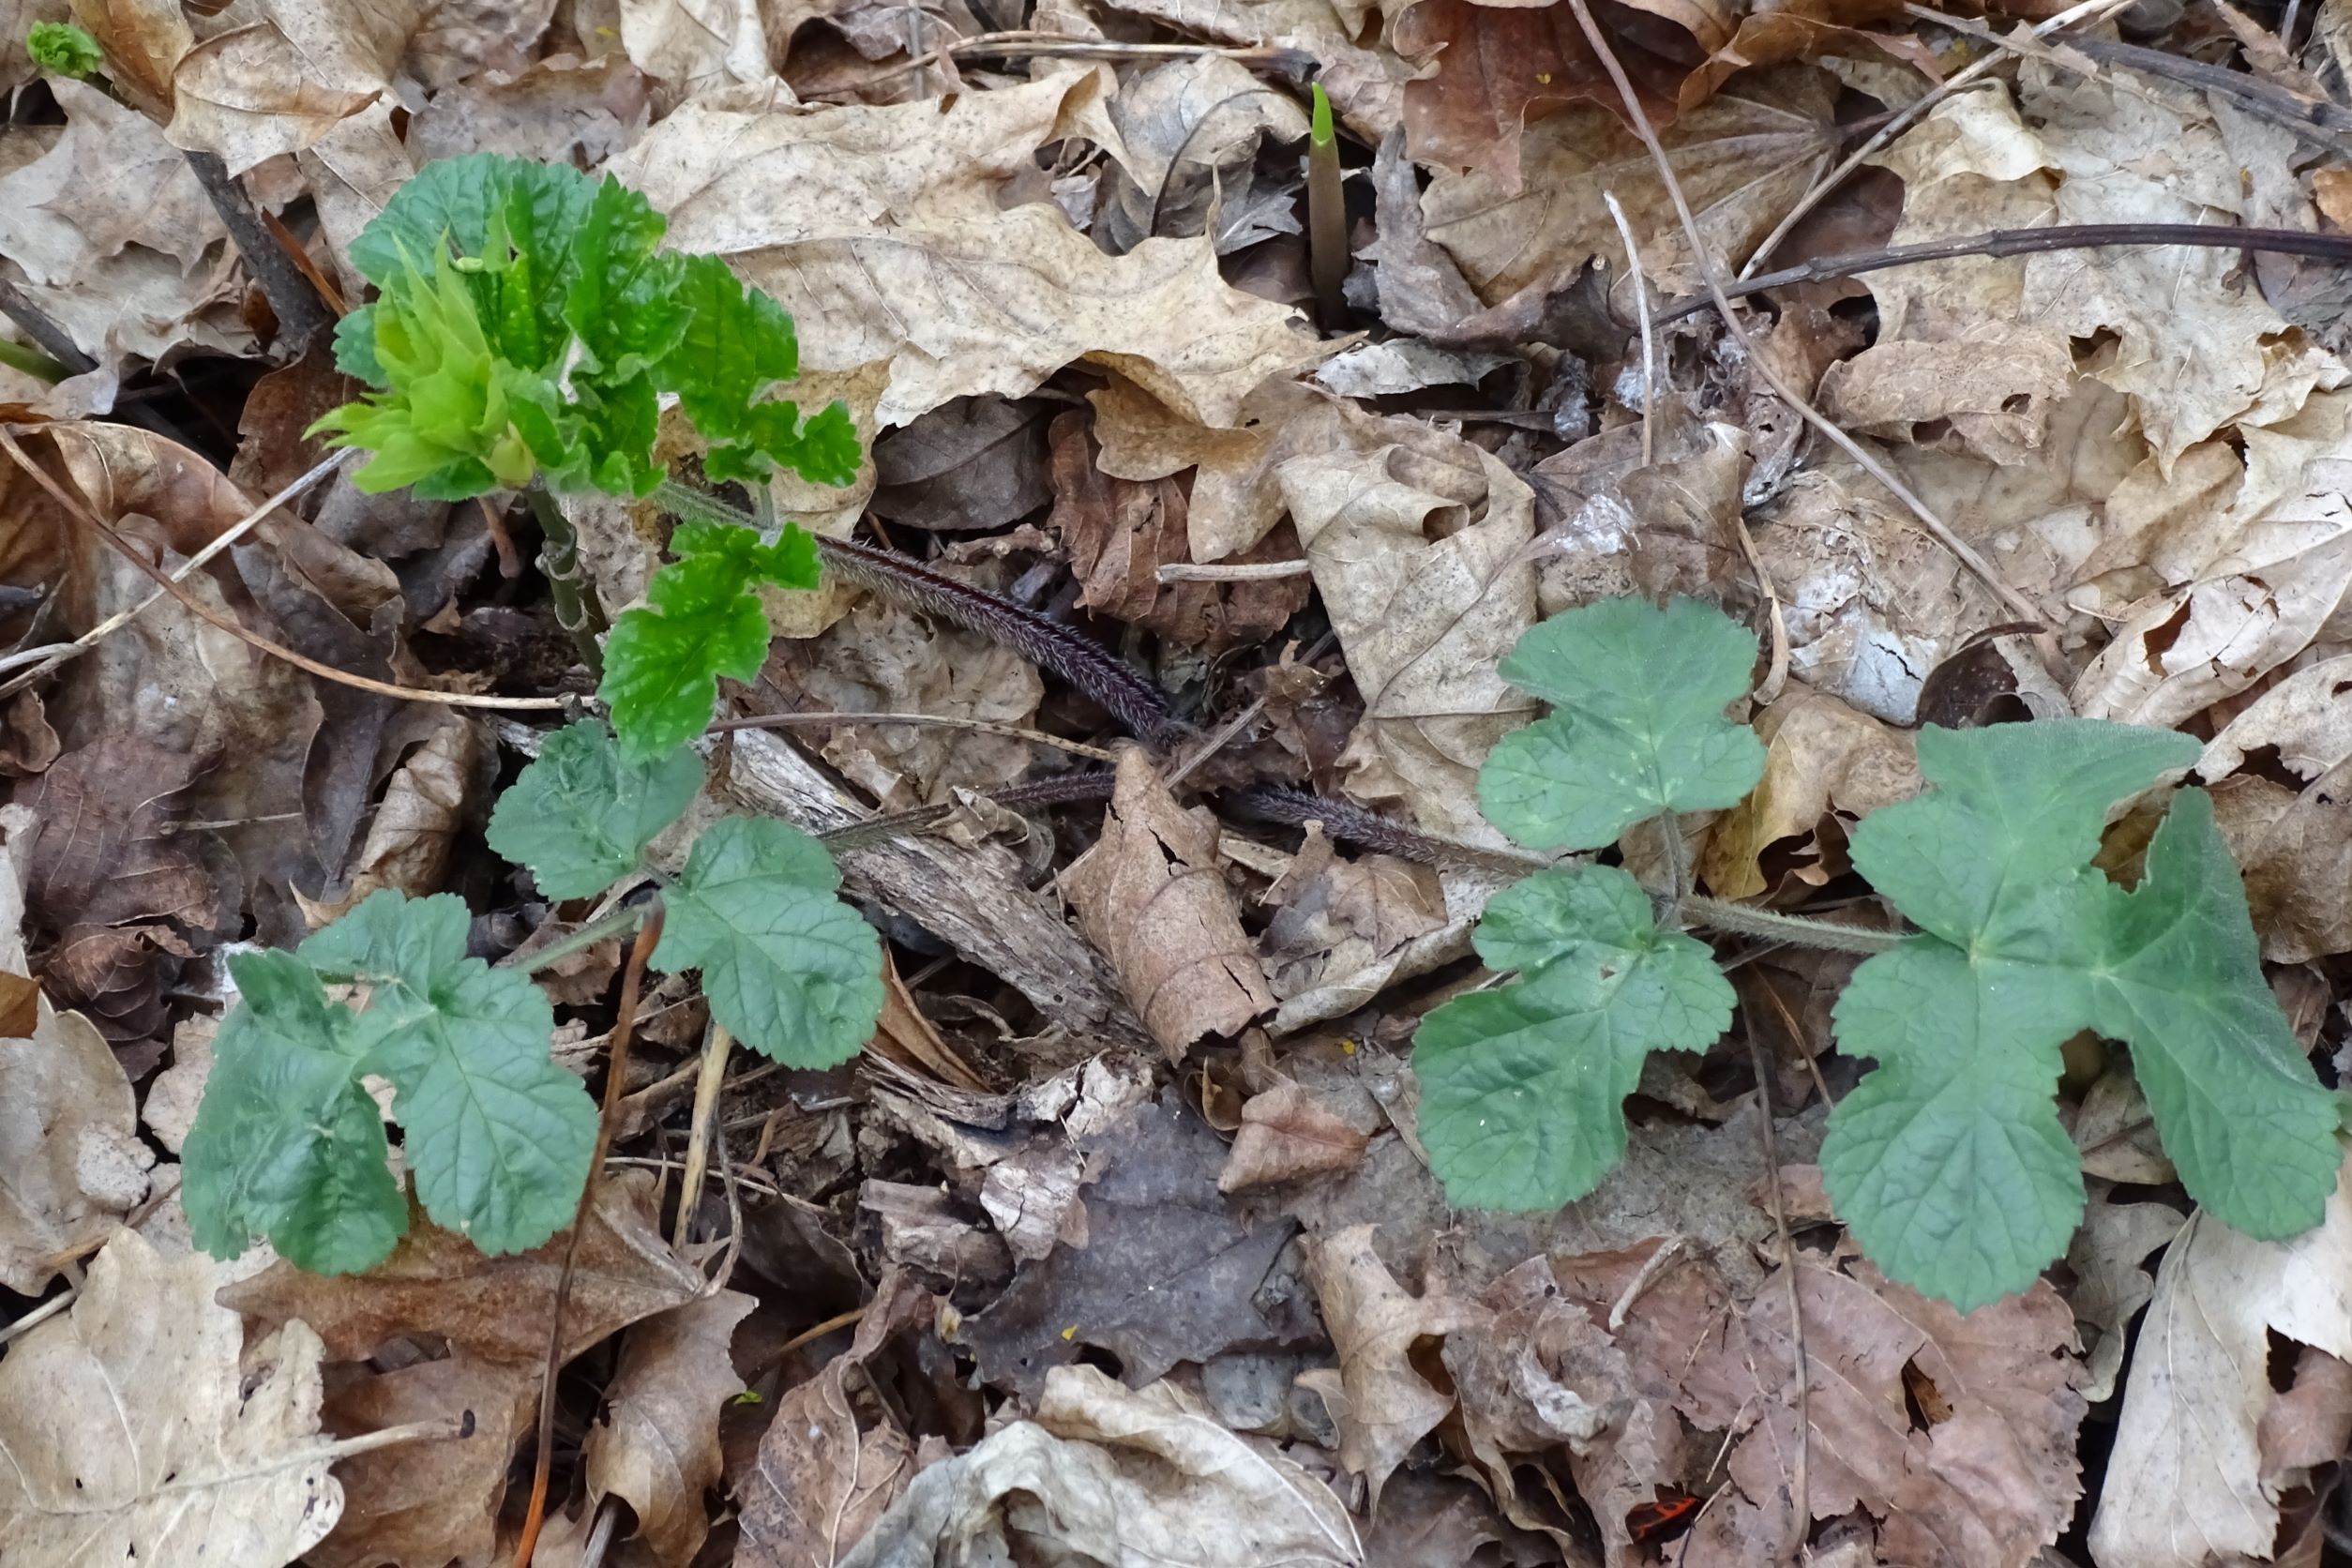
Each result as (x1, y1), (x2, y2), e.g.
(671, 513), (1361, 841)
(511, 901), (664, 1568)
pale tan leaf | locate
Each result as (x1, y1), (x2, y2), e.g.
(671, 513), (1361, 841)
(607, 74), (1327, 430)
(837, 1365), (1361, 1567)
(1301, 1225), (1484, 1511)
(68, 0), (193, 119)
(1420, 68), (1835, 302)
(2065, 1190), (2181, 1406)
(585, 1290), (755, 1568)
(167, 0), (423, 173)
(0, 1230), (345, 1566)
(1276, 426), (1537, 842)
(1060, 749), (1274, 1061)
(2089, 1150), (2352, 1568)
(1087, 0), (1400, 141)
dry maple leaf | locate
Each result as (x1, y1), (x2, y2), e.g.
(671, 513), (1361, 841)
(0, 1229), (348, 1566)
(607, 73), (1329, 430)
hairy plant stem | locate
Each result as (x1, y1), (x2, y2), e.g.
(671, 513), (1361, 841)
(1672, 893), (1901, 955)
(654, 477), (1188, 746)
(524, 485), (607, 678)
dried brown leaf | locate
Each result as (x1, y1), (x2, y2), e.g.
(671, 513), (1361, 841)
(1062, 749), (1273, 1060)
(309, 1353), (535, 1568)
(1219, 1079), (1371, 1192)
(585, 1290), (756, 1568)
(166, 0), (421, 172)
(69, 0), (193, 117)
(220, 1169), (701, 1365)
(735, 1273), (931, 1568)
(1683, 1255), (2086, 1568)
(1698, 686), (1920, 899)
(1300, 1225), (1484, 1511)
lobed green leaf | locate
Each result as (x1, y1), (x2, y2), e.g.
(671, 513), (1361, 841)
(1480, 596), (1766, 851)
(655, 817), (883, 1067)
(486, 719), (703, 898)
(1413, 866), (1733, 1211)
(598, 520), (822, 760)
(181, 951), (408, 1275)
(1825, 720), (2342, 1309)
(298, 892), (595, 1257)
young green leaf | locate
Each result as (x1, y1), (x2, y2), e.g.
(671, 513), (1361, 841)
(1824, 719), (2342, 1310)
(1413, 865), (1734, 1211)
(26, 21), (101, 78)
(655, 817), (884, 1067)
(670, 254), (861, 487)
(181, 950), (408, 1275)
(598, 520), (822, 760)
(486, 720), (703, 898)
(1480, 596), (1766, 851)
(301, 891), (596, 1256)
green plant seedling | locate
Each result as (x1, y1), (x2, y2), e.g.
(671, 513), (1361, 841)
(1415, 595), (2343, 1311)
(188, 721), (883, 1276)
(25, 21), (100, 78)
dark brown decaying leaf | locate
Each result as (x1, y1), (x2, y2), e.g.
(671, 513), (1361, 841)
(1680, 1255), (2086, 1568)
(585, 1289), (756, 1568)
(735, 1272), (931, 1568)
(1060, 749), (1274, 1061)
(869, 396), (1055, 534)
(1047, 411), (1310, 652)
(958, 1092), (1310, 1401)
(220, 1170), (701, 1365)
(1394, 0), (1735, 187)
(309, 1353), (535, 1568)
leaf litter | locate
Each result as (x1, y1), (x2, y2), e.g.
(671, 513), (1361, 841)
(12, 0), (2352, 1564)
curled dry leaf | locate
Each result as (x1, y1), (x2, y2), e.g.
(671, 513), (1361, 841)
(1089, 53), (1309, 255)
(166, 0), (426, 172)
(0, 79), (248, 373)
(1698, 686), (1921, 900)
(2065, 1187), (2182, 1406)
(303, 711), (487, 924)
(2197, 654), (2352, 959)
(309, 1353), (535, 1568)
(0, 1229), (344, 1566)
(1299, 1224), (1486, 1511)
(1061, 749), (1274, 1061)
(609, 72), (1327, 430)
(0, 799), (153, 1292)
(1278, 423), (1538, 843)
(1048, 410), (1311, 652)
(2089, 1149), (2352, 1568)
(586, 1289), (757, 1568)
(1087, 0), (1402, 141)
(839, 1364), (1362, 1568)
(735, 1272), (930, 1568)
